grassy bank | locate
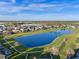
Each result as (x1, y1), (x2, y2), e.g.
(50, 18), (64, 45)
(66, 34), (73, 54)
(1, 28), (79, 59)
(5, 28), (61, 39)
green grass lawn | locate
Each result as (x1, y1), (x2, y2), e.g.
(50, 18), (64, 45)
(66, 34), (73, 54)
(0, 28), (79, 59)
(53, 33), (79, 59)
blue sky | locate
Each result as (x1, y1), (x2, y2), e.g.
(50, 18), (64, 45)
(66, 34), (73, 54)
(0, 0), (79, 21)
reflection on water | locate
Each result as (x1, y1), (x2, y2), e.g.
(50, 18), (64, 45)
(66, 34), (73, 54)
(15, 30), (74, 48)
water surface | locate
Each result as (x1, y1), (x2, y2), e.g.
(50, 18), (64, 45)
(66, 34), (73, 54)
(15, 30), (74, 48)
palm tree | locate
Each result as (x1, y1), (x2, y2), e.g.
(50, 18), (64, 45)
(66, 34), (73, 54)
(50, 46), (60, 59)
(66, 48), (75, 58)
(33, 56), (37, 59)
(50, 46), (59, 56)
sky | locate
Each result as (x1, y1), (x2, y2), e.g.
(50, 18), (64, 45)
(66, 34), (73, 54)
(0, 0), (79, 21)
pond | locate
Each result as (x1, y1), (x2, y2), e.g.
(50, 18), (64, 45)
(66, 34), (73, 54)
(15, 30), (74, 48)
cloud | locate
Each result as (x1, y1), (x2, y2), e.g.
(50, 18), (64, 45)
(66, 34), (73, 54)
(30, 0), (47, 3)
(0, 0), (79, 15)
(0, 0), (79, 21)
(0, 1), (11, 7)
(0, 2), (59, 14)
(28, 4), (57, 8)
(72, 4), (79, 8)
(12, 0), (16, 4)
(0, 13), (78, 21)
